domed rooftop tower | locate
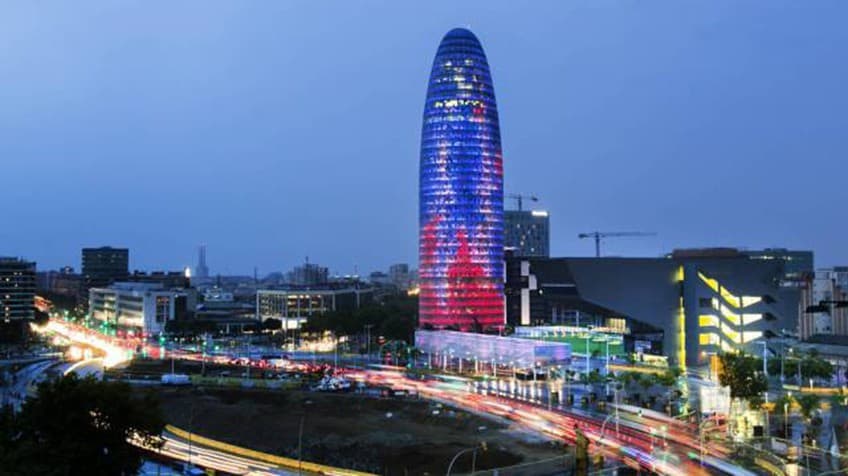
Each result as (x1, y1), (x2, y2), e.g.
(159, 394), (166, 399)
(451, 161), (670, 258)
(418, 28), (504, 332)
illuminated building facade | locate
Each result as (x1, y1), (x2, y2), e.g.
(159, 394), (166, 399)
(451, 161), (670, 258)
(419, 28), (504, 331)
(505, 210), (550, 257)
(82, 247), (129, 290)
(256, 288), (374, 330)
(0, 257), (36, 322)
(89, 282), (188, 337)
(505, 250), (800, 367)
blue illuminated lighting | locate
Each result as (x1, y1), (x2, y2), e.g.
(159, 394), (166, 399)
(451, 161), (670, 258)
(419, 28), (504, 331)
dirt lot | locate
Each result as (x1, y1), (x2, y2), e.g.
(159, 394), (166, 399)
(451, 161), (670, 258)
(151, 386), (564, 475)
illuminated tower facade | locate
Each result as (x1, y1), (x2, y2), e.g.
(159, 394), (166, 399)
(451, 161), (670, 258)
(419, 28), (504, 331)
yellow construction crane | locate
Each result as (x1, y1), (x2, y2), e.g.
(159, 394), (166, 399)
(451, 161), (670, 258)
(507, 194), (538, 211)
(578, 231), (657, 257)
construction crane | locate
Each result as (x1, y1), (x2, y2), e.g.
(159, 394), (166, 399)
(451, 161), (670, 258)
(507, 194), (538, 211)
(578, 231), (657, 257)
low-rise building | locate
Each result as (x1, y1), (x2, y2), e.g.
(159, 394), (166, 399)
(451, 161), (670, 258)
(89, 282), (189, 337)
(505, 249), (800, 368)
(256, 288), (374, 329)
(415, 329), (571, 371)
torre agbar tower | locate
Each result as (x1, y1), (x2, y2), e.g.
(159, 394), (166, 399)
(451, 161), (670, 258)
(419, 28), (504, 331)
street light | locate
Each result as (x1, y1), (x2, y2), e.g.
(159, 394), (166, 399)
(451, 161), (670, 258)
(584, 326), (594, 378)
(783, 397), (790, 440)
(600, 413), (615, 439)
(446, 442), (487, 475)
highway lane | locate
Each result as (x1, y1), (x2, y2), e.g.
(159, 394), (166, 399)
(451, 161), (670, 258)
(147, 431), (293, 476)
(2, 359), (57, 411)
(348, 368), (745, 475)
(64, 357), (105, 379)
(41, 320), (745, 474)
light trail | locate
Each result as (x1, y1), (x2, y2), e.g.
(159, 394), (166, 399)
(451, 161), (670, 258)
(41, 320), (740, 474)
(133, 432), (290, 476)
(34, 320), (131, 368)
(347, 368), (722, 475)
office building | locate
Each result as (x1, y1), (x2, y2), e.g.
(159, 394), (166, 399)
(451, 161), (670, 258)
(799, 267), (848, 340)
(368, 271), (391, 287)
(286, 259), (329, 287)
(505, 210), (550, 257)
(82, 247), (129, 291)
(388, 263), (411, 290)
(741, 248), (814, 282)
(505, 249), (800, 367)
(419, 28), (504, 331)
(256, 288), (374, 329)
(127, 270), (190, 289)
(195, 245), (210, 280)
(37, 267), (82, 298)
(89, 282), (189, 337)
(0, 257), (36, 340)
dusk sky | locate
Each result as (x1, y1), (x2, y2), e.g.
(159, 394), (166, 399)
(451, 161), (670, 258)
(2, 1), (847, 276)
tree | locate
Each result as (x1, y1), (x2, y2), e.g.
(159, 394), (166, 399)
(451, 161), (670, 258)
(300, 294), (418, 342)
(654, 367), (682, 388)
(795, 393), (823, 445)
(0, 374), (164, 475)
(262, 318), (283, 332)
(796, 394), (821, 421)
(638, 373), (654, 392)
(779, 351), (834, 384)
(800, 350), (833, 383)
(586, 369), (604, 386)
(717, 352), (767, 409)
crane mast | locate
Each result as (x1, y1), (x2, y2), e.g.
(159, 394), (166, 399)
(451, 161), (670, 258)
(577, 231), (657, 257)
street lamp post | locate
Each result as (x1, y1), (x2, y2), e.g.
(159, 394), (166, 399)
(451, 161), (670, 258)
(364, 324), (373, 363)
(188, 399), (195, 470)
(600, 413), (615, 439)
(614, 386), (620, 436)
(783, 399), (790, 440)
(446, 444), (485, 476)
(297, 414), (305, 475)
(780, 329), (787, 383)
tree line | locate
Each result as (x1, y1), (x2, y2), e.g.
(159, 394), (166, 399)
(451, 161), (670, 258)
(299, 294), (418, 343)
(1, 374), (164, 475)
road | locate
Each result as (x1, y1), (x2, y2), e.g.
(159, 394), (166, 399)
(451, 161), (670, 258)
(2, 359), (57, 411)
(347, 370), (755, 475)
(63, 357), (105, 379)
(41, 319), (752, 475)
(148, 430), (295, 476)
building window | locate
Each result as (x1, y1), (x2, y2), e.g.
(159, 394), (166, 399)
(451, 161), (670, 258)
(155, 296), (170, 323)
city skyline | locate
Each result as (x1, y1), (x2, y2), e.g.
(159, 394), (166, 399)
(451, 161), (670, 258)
(3, 1), (848, 274)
